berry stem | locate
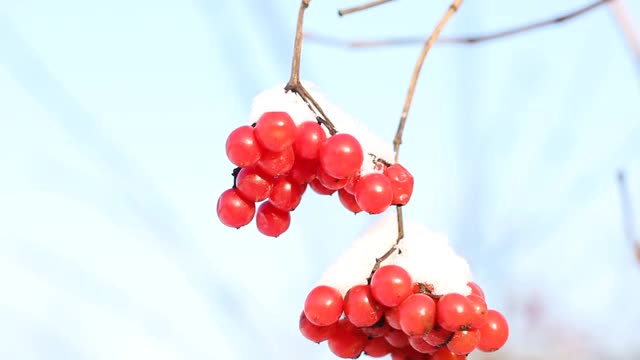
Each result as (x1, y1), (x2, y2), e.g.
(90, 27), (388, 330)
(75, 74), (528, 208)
(285, 0), (338, 136)
(616, 170), (640, 263)
(231, 166), (241, 188)
(338, 0), (395, 17)
(368, 0), (464, 282)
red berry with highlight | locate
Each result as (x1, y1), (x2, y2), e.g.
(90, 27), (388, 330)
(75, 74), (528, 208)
(293, 121), (327, 160)
(216, 188), (255, 228)
(370, 265), (413, 308)
(225, 125), (262, 167)
(304, 285), (344, 327)
(338, 189), (362, 214)
(384, 164), (414, 206)
(398, 293), (436, 336)
(467, 281), (485, 300)
(384, 306), (402, 330)
(269, 176), (305, 211)
(344, 284), (383, 327)
(328, 318), (367, 359)
(447, 329), (480, 355)
(290, 158), (318, 184)
(477, 310), (509, 352)
(235, 166), (273, 202)
(317, 167), (349, 190)
(319, 133), (364, 179)
(254, 111), (296, 152)
(299, 311), (336, 343)
(431, 347), (466, 360)
(257, 147), (295, 177)
(467, 294), (488, 329)
(255, 201), (290, 237)
(354, 173), (393, 214)
(436, 293), (474, 332)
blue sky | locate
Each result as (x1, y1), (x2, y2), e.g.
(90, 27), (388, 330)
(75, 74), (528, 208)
(1, 0), (639, 359)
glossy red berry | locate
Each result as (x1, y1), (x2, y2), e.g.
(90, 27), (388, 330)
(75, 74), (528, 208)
(354, 173), (393, 214)
(317, 167), (349, 190)
(309, 178), (336, 195)
(467, 294), (488, 329)
(254, 112), (296, 152)
(477, 310), (509, 352)
(436, 293), (474, 332)
(304, 285), (344, 327)
(431, 347), (466, 360)
(344, 284), (384, 327)
(328, 318), (367, 359)
(318, 133), (364, 179)
(299, 311), (336, 343)
(384, 328), (409, 348)
(423, 326), (453, 347)
(225, 125), (262, 167)
(408, 335), (438, 354)
(364, 336), (393, 357)
(235, 166), (273, 202)
(293, 121), (327, 160)
(290, 158), (318, 184)
(447, 329), (480, 355)
(338, 189), (362, 214)
(370, 265), (413, 307)
(384, 164), (414, 206)
(255, 201), (290, 237)
(384, 306), (402, 330)
(268, 176), (305, 211)
(398, 294), (436, 336)
(343, 171), (360, 194)
(467, 281), (485, 300)
(257, 147), (295, 177)
(216, 188), (255, 228)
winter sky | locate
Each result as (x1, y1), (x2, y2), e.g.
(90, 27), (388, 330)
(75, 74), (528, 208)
(1, 0), (640, 359)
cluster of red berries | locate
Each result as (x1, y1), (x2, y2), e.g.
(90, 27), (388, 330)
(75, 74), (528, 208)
(217, 111), (415, 237)
(300, 265), (509, 359)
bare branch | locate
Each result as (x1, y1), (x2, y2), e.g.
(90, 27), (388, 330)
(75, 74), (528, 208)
(338, 0), (396, 17)
(368, 0), (464, 280)
(607, 0), (640, 78)
(305, 0), (613, 48)
(616, 170), (640, 263)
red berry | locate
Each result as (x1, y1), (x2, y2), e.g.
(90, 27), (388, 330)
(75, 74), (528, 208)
(423, 326), (453, 347)
(370, 265), (413, 307)
(254, 112), (296, 152)
(309, 178), (336, 195)
(257, 147), (295, 177)
(467, 281), (485, 300)
(398, 294), (436, 336)
(328, 319), (367, 359)
(344, 171), (360, 194)
(436, 293), (473, 332)
(216, 188), (255, 228)
(354, 173), (393, 214)
(477, 309), (509, 352)
(384, 328), (409, 348)
(225, 125), (262, 167)
(290, 158), (318, 184)
(467, 294), (488, 328)
(384, 306), (402, 330)
(408, 335), (438, 354)
(431, 347), (465, 360)
(338, 189), (362, 214)
(255, 202), (290, 237)
(384, 164), (414, 206)
(319, 133), (364, 179)
(344, 284), (384, 327)
(361, 320), (392, 338)
(235, 166), (273, 202)
(304, 285), (344, 327)
(293, 121), (327, 160)
(364, 336), (393, 357)
(269, 176), (305, 211)
(447, 329), (480, 355)
(317, 167), (349, 190)
(299, 311), (336, 343)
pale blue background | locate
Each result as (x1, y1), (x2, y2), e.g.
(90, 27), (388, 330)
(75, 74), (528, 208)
(1, 0), (639, 359)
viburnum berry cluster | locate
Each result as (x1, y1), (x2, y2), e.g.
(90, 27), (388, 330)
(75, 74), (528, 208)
(299, 214), (510, 359)
(216, 90), (415, 237)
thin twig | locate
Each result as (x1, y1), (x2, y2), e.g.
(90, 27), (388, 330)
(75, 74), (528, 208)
(368, 0), (464, 280)
(607, 0), (640, 78)
(616, 170), (640, 263)
(305, 0), (613, 48)
(284, 0), (338, 135)
(338, 0), (396, 17)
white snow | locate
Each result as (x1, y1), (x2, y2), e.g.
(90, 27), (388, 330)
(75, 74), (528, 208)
(317, 213), (473, 297)
(249, 82), (395, 175)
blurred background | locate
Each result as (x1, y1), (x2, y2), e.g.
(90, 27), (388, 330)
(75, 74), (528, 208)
(1, 0), (639, 359)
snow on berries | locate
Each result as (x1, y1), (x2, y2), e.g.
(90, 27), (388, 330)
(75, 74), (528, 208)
(216, 84), (416, 236)
(298, 214), (509, 358)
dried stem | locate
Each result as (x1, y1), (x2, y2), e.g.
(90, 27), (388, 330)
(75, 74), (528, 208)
(305, 0), (613, 48)
(368, 0), (464, 280)
(338, 0), (396, 17)
(607, 0), (640, 79)
(616, 170), (640, 263)
(285, 0), (338, 135)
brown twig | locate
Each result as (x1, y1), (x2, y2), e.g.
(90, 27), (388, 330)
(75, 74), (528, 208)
(284, 0), (338, 135)
(338, 0), (396, 17)
(305, 0), (613, 48)
(607, 0), (640, 79)
(368, 0), (464, 280)
(616, 170), (640, 263)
